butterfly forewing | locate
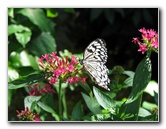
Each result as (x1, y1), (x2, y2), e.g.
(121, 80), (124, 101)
(83, 38), (108, 64)
(82, 38), (110, 91)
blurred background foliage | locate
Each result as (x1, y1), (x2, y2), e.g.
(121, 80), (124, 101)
(8, 8), (158, 121)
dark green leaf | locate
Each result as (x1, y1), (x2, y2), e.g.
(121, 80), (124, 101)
(126, 56), (152, 104)
(24, 96), (42, 110)
(28, 32), (56, 57)
(124, 56), (152, 120)
(37, 101), (57, 114)
(81, 92), (101, 114)
(143, 9), (153, 25)
(90, 8), (103, 21)
(16, 8), (55, 32)
(71, 101), (84, 120)
(8, 73), (46, 89)
(114, 8), (125, 18)
(154, 91), (158, 105)
(63, 8), (75, 13)
(132, 10), (141, 26)
(104, 9), (115, 24)
(93, 87), (116, 111)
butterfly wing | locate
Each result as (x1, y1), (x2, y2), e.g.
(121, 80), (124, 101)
(83, 38), (108, 64)
(82, 38), (110, 91)
(83, 61), (110, 91)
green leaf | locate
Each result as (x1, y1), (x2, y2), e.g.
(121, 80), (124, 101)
(24, 96), (42, 110)
(144, 80), (158, 97)
(81, 92), (101, 114)
(8, 24), (32, 47)
(8, 24), (31, 36)
(71, 101), (84, 120)
(138, 107), (151, 117)
(91, 114), (111, 121)
(125, 56), (152, 104)
(46, 8), (58, 18)
(28, 32), (56, 57)
(93, 87), (115, 112)
(8, 8), (14, 18)
(124, 56), (152, 120)
(8, 73), (46, 89)
(37, 101), (57, 114)
(8, 67), (19, 82)
(79, 82), (92, 94)
(142, 101), (158, 110)
(15, 31), (31, 48)
(123, 71), (135, 87)
(16, 8), (55, 32)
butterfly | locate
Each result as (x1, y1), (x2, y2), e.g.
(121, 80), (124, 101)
(80, 38), (110, 91)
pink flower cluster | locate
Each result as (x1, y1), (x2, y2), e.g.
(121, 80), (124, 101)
(132, 27), (158, 54)
(27, 84), (55, 96)
(38, 52), (86, 85)
(16, 107), (41, 121)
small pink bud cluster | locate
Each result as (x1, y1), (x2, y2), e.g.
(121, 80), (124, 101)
(16, 107), (41, 121)
(27, 83), (55, 96)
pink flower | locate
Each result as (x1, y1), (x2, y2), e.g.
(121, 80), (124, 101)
(138, 44), (148, 54)
(49, 77), (57, 84)
(16, 107), (41, 121)
(68, 65), (74, 72)
(66, 77), (86, 84)
(38, 53), (86, 85)
(81, 77), (87, 83)
(132, 27), (158, 54)
(152, 39), (158, 49)
(139, 27), (147, 34)
(132, 37), (139, 44)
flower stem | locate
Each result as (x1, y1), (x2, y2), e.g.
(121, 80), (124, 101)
(62, 89), (68, 119)
(58, 80), (62, 121)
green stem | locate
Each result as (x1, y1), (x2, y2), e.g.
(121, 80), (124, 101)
(136, 94), (143, 120)
(58, 80), (62, 121)
(62, 89), (68, 119)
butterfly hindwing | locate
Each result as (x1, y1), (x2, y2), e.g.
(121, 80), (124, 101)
(83, 61), (110, 91)
(81, 38), (110, 91)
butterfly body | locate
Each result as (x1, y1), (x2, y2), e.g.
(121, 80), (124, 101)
(80, 38), (110, 91)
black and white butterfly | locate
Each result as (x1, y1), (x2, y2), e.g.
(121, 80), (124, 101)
(80, 38), (110, 91)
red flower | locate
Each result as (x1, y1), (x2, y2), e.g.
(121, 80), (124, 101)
(16, 107), (41, 121)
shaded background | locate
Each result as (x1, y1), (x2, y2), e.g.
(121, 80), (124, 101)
(55, 8), (158, 81)
(8, 8), (158, 120)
